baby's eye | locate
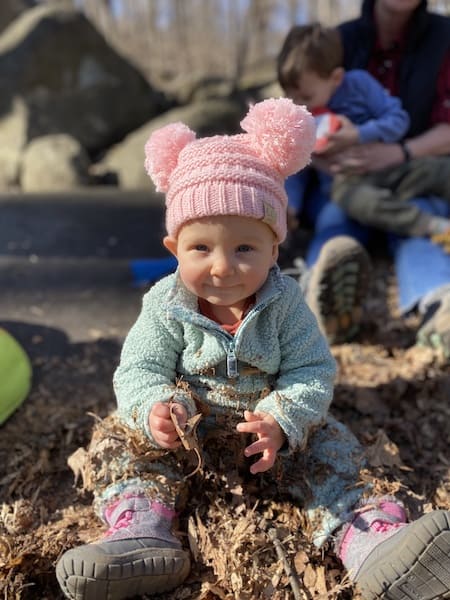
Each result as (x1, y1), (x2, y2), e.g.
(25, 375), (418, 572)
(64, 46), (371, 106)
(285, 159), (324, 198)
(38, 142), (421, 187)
(237, 244), (252, 253)
(194, 244), (208, 252)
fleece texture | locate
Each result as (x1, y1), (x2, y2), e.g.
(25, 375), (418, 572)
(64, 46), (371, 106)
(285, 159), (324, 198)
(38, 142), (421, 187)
(114, 265), (336, 452)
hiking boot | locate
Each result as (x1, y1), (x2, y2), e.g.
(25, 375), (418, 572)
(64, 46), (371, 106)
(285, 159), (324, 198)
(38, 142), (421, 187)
(417, 286), (450, 358)
(338, 499), (450, 599)
(305, 236), (371, 343)
(281, 256), (309, 287)
(56, 495), (190, 600)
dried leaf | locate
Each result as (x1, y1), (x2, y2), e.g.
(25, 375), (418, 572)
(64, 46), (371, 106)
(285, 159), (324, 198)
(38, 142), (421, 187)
(187, 515), (200, 562)
(303, 563), (316, 588)
(67, 447), (90, 489)
(169, 402), (203, 476)
(365, 429), (404, 468)
(293, 550), (309, 575)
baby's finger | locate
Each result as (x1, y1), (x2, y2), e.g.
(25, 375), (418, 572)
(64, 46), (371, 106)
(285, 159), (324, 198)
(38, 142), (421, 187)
(237, 411), (269, 433)
(236, 420), (265, 435)
(152, 415), (177, 433)
(249, 450), (276, 474)
(155, 432), (182, 449)
(244, 438), (269, 457)
(243, 410), (258, 421)
(170, 403), (188, 430)
(151, 402), (171, 418)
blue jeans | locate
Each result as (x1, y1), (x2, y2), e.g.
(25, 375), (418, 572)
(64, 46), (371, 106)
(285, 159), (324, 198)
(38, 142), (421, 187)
(286, 170), (450, 313)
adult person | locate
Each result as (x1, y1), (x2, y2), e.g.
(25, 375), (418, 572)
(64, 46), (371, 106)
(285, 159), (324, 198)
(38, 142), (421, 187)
(287, 0), (450, 354)
(277, 22), (450, 240)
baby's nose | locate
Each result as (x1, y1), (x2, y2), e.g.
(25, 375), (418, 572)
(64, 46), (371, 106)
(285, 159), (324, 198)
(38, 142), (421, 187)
(211, 252), (234, 276)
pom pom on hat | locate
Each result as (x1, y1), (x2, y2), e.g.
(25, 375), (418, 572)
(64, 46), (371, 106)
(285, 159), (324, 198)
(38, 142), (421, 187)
(241, 98), (315, 176)
(144, 122), (196, 192)
(144, 98), (315, 242)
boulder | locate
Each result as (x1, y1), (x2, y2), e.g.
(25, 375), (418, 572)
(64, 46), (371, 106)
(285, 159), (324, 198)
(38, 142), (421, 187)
(98, 98), (247, 190)
(254, 81), (284, 102)
(20, 134), (90, 191)
(0, 0), (31, 33)
(237, 61), (281, 102)
(0, 2), (168, 155)
(173, 75), (237, 105)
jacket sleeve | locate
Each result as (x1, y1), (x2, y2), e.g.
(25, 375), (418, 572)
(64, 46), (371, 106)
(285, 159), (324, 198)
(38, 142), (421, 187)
(113, 282), (197, 443)
(354, 71), (410, 143)
(254, 280), (337, 452)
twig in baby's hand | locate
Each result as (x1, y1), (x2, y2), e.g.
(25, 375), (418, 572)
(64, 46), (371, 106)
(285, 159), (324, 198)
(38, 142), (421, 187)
(169, 402), (203, 478)
(268, 527), (303, 600)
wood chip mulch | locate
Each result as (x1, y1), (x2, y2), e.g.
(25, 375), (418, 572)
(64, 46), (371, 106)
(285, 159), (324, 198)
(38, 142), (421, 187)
(1, 260), (449, 599)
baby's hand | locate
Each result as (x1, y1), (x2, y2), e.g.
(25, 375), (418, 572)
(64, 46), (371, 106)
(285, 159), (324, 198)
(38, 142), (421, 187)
(236, 410), (286, 474)
(149, 402), (187, 449)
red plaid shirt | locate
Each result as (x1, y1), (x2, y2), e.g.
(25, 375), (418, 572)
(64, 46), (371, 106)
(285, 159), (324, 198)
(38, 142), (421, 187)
(367, 36), (450, 126)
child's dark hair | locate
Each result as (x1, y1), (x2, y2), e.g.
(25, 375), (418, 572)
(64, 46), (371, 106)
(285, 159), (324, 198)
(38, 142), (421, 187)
(277, 23), (343, 90)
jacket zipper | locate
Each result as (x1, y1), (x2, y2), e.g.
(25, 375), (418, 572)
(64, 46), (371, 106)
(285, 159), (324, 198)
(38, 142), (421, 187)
(226, 344), (238, 378)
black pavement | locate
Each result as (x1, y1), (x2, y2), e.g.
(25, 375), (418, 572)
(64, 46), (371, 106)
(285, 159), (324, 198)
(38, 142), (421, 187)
(0, 188), (171, 345)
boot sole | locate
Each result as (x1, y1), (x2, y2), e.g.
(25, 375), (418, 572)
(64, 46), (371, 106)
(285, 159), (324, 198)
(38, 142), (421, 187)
(56, 545), (191, 600)
(306, 236), (370, 344)
(355, 511), (450, 600)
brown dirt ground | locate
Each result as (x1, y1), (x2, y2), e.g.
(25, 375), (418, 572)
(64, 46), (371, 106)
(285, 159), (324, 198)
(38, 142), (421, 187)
(1, 259), (449, 600)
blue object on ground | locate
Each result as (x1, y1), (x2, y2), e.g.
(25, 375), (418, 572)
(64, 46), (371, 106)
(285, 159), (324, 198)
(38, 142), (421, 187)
(394, 236), (450, 313)
(130, 257), (178, 286)
(391, 196), (450, 313)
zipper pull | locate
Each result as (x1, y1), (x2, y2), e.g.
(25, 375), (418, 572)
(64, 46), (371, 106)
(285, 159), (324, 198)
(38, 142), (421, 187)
(226, 346), (238, 378)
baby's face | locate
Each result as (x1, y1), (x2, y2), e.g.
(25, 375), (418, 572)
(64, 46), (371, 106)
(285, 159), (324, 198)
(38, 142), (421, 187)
(165, 215), (278, 313)
(285, 69), (339, 111)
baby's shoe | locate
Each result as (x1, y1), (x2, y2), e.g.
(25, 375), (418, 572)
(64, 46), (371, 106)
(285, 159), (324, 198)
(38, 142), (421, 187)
(338, 499), (450, 599)
(306, 236), (371, 343)
(56, 494), (190, 600)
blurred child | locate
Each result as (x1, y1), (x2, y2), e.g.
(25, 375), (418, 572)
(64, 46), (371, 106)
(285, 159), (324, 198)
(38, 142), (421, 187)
(56, 98), (450, 600)
(278, 23), (450, 239)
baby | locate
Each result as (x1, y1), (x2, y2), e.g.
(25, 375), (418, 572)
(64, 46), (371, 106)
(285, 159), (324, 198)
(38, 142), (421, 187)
(56, 98), (450, 600)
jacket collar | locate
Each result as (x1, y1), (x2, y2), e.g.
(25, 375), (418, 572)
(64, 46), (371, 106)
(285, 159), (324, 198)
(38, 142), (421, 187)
(166, 265), (284, 323)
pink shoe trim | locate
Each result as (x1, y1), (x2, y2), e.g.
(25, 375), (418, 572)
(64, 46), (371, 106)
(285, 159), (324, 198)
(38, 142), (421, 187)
(338, 522), (356, 563)
(104, 498), (121, 524)
(102, 495), (177, 538)
(338, 498), (407, 562)
(151, 500), (177, 520)
(104, 510), (133, 537)
(103, 493), (142, 524)
(379, 500), (406, 522)
(370, 520), (403, 534)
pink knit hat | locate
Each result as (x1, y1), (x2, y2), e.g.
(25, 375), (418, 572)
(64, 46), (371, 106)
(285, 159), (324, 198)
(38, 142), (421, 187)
(144, 98), (315, 242)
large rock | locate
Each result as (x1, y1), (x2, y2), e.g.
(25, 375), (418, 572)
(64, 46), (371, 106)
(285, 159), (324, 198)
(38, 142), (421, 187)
(98, 98), (247, 190)
(0, 0), (32, 32)
(20, 134), (90, 192)
(0, 2), (167, 155)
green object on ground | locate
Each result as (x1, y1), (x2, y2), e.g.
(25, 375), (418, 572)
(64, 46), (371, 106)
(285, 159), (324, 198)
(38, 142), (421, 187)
(0, 328), (32, 425)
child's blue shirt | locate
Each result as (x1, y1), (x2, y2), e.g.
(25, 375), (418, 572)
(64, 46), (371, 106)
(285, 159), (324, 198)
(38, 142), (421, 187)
(328, 69), (410, 143)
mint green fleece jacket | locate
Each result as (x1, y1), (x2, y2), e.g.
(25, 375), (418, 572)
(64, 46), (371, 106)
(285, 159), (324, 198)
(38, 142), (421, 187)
(113, 266), (336, 451)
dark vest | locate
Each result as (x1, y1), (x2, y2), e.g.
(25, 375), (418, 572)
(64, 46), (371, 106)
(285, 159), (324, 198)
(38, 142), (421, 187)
(338, 0), (450, 136)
